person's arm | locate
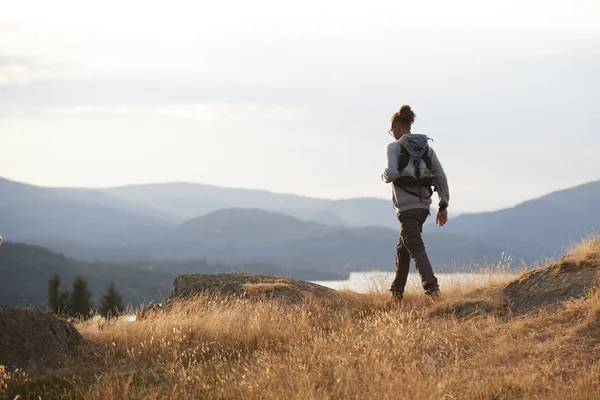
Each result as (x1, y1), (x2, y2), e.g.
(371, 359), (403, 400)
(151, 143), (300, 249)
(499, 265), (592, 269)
(381, 142), (400, 183)
(430, 148), (450, 224)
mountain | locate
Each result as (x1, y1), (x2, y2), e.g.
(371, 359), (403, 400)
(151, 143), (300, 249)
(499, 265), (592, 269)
(308, 210), (345, 226)
(0, 242), (344, 307)
(2, 175), (598, 275)
(114, 208), (543, 272)
(0, 177), (178, 222)
(0, 177), (174, 252)
(102, 183), (403, 228)
(103, 182), (325, 221)
(445, 180), (600, 255)
(56, 187), (182, 223)
(170, 209), (332, 246)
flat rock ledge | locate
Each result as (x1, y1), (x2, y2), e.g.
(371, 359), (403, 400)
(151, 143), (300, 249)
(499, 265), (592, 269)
(169, 273), (343, 304)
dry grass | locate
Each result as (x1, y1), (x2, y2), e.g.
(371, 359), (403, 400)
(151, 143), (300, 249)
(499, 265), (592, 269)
(3, 241), (600, 400)
(241, 282), (293, 296)
(566, 233), (600, 264)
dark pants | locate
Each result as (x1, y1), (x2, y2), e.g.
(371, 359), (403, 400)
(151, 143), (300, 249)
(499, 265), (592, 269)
(390, 208), (439, 294)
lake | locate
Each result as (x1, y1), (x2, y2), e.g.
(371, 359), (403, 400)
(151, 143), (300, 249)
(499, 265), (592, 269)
(312, 271), (517, 294)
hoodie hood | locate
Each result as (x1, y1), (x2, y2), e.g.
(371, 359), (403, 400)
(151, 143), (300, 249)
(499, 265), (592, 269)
(398, 134), (430, 158)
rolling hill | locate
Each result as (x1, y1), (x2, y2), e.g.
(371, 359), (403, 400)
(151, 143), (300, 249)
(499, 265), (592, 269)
(102, 182), (401, 228)
(0, 177), (174, 251)
(126, 208), (546, 272)
(0, 242), (344, 307)
(445, 180), (600, 254)
(1, 175), (599, 275)
(0, 242), (172, 307)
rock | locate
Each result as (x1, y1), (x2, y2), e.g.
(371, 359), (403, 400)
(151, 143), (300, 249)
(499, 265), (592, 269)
(430, 249), (600, 319)
(443, 301), (496, 318)
(170, 273), (343, 304)
(0, 307), (84, 370)
(502, 259), (599, 315)
(428, 295), (505, 319)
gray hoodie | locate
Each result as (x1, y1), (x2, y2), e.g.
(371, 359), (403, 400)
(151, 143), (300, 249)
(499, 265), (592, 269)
(381, 134), (450, 214)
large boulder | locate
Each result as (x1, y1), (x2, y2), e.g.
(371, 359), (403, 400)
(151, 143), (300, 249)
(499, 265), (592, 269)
(0, 307), (84, 370)
(169, 273), (343, 304)
(431, 243), (600, 318)
(502, 257), (600, 315)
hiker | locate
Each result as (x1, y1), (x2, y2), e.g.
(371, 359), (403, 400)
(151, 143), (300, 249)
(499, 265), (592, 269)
(381, 105), (450, 303)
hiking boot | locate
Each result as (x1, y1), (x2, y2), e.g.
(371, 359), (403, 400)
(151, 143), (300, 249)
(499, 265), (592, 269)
(425, 289), (442, 301)
(388, 289), (403, 305)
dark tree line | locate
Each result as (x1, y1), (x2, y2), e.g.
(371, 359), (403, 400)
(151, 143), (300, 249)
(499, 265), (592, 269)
(47, 275), (124, 318)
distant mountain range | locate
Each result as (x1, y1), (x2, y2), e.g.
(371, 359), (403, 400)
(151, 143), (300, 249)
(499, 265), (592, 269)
(0, 242), (344, 307)
(1, 176), (599, 278)
(103, 182), (403, 228)
(443, 180), (600, 252)
(122, 208), (545, 272)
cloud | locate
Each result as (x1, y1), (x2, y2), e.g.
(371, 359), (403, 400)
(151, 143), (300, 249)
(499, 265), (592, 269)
(29, 103), (298, 122)
(0, 55), (57, 86)
(0, 56), (41, 85)
(154, 103), (300, 122)
(0, 65), (34, 85)
(48, 105), (133, 115)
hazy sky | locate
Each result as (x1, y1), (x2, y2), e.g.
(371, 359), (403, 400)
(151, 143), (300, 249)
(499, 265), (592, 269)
(1, 0), (599, 212)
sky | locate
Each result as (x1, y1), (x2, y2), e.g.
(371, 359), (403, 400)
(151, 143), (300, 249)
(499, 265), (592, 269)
(0, 0), (599, 212)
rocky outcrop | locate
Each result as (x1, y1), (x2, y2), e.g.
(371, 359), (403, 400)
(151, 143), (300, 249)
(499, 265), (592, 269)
(169, 273), (343, 304)
(0, 307), (84, 370)
(502, 258), (599, 315)
(432, 243), (600, 318)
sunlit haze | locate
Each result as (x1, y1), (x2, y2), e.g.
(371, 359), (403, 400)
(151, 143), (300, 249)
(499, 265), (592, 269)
(1, 0), (599, 212)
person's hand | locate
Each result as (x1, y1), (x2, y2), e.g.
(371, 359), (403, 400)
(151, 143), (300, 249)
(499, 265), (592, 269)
(436, 212), (448, 227)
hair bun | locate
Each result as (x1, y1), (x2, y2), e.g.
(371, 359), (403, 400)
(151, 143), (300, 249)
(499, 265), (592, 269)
(399, 105), (413, 118)
(390, 104), (417, 127)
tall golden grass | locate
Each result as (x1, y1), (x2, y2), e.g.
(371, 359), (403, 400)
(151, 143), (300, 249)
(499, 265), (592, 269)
(3, 242), (600, 400)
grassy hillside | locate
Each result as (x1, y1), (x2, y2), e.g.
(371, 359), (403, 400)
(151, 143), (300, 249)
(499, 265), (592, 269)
(4, 239), (600, 399)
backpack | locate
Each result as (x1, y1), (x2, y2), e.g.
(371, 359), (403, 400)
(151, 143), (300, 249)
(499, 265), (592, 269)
(394, 135), (435, 201)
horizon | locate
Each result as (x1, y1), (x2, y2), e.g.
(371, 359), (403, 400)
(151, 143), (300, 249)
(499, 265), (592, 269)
(1, 173), (598, 215)
(1, 1), (599, 213)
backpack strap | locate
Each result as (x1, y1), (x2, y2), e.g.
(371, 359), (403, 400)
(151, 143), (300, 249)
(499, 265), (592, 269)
(398, 186), (434, 201)
(422, 150), (432, 171)
(397, 145), (409, 172)
(399, 144), (432, 172)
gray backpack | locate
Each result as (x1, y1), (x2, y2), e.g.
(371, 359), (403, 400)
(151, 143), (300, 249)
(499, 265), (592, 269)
(394, 134), (434, 200)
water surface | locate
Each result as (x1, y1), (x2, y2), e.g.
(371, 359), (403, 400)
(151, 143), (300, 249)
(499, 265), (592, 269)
(312, 271), (516, 294)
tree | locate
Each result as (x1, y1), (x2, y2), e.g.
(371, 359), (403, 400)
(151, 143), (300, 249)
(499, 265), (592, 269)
(47, 274), (70, 314)
(69, 275), (93, 318)
(100, 281), (124, 317)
